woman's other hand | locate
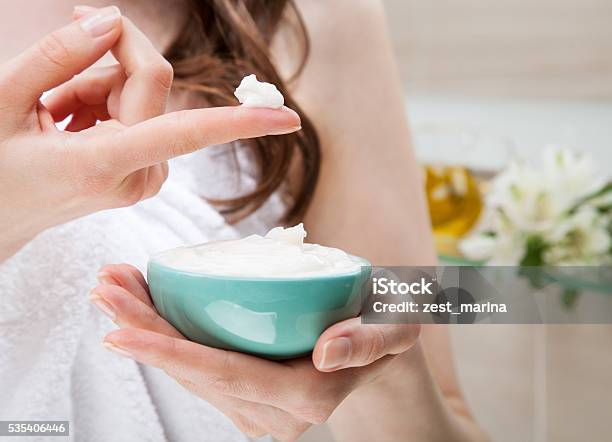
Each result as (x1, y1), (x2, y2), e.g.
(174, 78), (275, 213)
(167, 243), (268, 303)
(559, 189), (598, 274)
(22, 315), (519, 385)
(0, 7), (300, 261)
(91, 264), (420, 442)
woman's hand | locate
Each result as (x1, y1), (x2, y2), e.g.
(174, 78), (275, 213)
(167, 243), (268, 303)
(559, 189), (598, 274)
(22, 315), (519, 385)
(0, 6), (300, 261)
(91, 264), (420, 441)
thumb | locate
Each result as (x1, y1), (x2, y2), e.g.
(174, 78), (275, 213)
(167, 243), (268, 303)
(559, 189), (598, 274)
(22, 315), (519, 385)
(312, 318), (420, 372)
(2, 6), (122, 108)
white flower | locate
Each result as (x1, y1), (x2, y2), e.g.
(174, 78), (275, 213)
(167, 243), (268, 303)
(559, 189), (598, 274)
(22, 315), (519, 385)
(543, 207), (611, 265)
(487, 160), (553, 233)
(486, 147), (603, 233)
(460, 146), (610, 265)
(541, 147), (605, 207)
(459, 232), (525, 265)
(459, 234), (497, 261)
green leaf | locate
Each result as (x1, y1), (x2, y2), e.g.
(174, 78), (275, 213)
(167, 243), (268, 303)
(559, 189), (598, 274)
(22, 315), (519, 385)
(561, 288), (580, 309)
(568, 182), (612, 214)
(520, 236), (547, 266)
(519, 236), (548, 289)
(608, 219), (612, 255)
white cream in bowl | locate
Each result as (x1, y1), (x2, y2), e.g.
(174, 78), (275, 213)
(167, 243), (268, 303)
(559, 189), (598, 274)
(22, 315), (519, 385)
(151, 224), (363, 278)
(234, 74), (284, 109)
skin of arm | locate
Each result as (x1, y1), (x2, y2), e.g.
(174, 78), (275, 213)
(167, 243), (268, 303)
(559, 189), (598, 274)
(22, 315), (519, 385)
(276, 1), (486, 440)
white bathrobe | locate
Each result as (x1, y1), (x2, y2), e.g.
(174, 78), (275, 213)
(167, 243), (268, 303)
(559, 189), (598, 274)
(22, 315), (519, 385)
(0, 145), (283, 442)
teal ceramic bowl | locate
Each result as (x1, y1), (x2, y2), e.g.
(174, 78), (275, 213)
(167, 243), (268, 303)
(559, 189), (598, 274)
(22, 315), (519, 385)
(147, 257), (371, 359)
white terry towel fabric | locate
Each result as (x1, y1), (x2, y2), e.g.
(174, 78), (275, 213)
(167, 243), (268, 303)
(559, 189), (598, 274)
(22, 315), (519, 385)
(0, 145), (283, 442)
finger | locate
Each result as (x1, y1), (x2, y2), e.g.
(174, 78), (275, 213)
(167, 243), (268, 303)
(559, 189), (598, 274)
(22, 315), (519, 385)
(103, 329), (300, 404)
(104, 328), (288, 382)
(1, 6), (122, 108)
(91, 283), (183, 338)
(97, 263), (153, 307)
(141, 163), (168, 200)
(74, 8), (172, 124)
(110, 17), (174, 123)
(43, 65), (125, 122)
(124, 264), (150, 292)
(312, 318), (420, 372)
(98, 106), (301, 171)
(104, 328), (348, 425)
(65, 110), (98, 132)
(37, 102), (57, 132)
(64, 104), (111, 131)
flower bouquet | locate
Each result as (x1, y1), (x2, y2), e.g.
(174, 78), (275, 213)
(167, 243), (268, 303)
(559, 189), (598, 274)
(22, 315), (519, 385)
(459, 147), (612, 306)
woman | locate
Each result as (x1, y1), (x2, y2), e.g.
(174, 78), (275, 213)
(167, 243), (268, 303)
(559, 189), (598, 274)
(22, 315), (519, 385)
(0, 1), (485, 441)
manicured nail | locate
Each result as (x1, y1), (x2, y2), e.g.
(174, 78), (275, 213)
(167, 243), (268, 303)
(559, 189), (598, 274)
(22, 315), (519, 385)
(268, 125), (301, 135)
(73, 5), (96, 16)
(281, 105), (301, 119)
(96, 271), (114, 285)
(318, 337), (352, 370)
(90, 293), (116, 321)
(103, 342), (133, 358)
(79, 5), (121, 37)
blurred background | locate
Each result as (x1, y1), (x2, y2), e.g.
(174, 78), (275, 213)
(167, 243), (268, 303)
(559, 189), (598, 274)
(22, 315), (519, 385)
(301, 1), (612, 441)
(387, 0), (612, 259)
(386, 0), (612, 100)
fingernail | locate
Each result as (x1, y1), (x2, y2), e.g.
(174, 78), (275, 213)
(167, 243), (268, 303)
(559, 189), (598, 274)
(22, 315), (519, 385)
(103, 342), (133, 358)
(281, 105), (301, 119)
(73, 5), (96, 17)
(90, 293), (116, 321)
(79, 5), (121, 37)
(318, 337), (352, 370)
(268, 125), (301, 135)
(97, 271), (114, 285)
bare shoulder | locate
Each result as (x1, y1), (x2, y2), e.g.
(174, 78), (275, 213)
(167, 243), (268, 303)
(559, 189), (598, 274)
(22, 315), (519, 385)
(276, 0), (405, 140)
(295, 0), (386, 34)
(294, 0), (388, 65)
(273, 0), (389, 79)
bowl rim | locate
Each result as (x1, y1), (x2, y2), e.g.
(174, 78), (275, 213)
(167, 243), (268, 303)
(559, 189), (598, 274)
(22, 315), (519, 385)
(147, 254), (371, 282)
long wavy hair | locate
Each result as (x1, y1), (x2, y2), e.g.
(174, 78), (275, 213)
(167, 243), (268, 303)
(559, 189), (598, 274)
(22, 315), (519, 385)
(163, 0), (320, 223)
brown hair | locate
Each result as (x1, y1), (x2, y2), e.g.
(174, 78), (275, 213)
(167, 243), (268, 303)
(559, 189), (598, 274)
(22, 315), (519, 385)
(163, 0), (320, 223)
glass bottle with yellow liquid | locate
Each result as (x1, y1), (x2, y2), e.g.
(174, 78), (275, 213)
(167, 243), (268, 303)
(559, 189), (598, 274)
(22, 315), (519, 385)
(423, 165), (486, 257)
(412, 122), (509, 258)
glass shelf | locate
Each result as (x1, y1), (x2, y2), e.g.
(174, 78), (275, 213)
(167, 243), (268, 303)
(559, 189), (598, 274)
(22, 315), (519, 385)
(438, 254), (612, 295)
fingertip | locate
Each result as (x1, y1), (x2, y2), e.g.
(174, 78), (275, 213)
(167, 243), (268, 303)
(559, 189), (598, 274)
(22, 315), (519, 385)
(97, 268), (117, 286)
(97, 263), (136, 285)
(37, 101), (58, 131)
(90, 280), (125, 301)
(104, 326), (150, 349)
(102, 341), (134, 358)
(267, 124), (302, 136)
(312, 319), (421, 371)
(278, 106), (301, 133)
(231, 105), (301, 135)
(79, 5), (122, 36)
(90, 283), (107, 297)
(90, 290), (117, 321)
(281, 105), (301, 123)
(103, 327), (126, 344)
(313, 336), (353, 372)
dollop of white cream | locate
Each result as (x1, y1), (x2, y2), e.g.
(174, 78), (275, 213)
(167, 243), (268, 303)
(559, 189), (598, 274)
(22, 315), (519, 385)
(234, 74), (284, 109)
(152, 224), (362, 277)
